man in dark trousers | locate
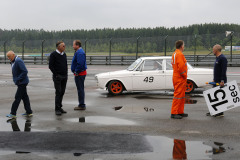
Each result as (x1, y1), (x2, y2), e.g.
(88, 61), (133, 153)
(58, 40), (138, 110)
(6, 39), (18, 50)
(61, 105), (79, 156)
(49, 41), (68, 115)
(71, 40), (87, 110)
(6, 51), (33, 119)
(206, 44), (227, 117)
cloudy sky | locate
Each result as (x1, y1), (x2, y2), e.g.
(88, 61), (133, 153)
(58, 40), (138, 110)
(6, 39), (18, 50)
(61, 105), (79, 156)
(0, 0), (239, 31)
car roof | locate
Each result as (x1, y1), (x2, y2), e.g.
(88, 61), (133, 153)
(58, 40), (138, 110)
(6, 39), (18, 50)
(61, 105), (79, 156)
(140, 56), (172, 60)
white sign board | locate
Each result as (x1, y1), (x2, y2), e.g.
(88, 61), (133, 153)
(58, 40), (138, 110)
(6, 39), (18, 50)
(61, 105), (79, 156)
(203, 80), (240, 115)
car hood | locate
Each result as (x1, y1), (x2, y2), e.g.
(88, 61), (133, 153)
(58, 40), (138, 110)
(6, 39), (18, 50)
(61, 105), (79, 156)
(95, 70), (130, 78)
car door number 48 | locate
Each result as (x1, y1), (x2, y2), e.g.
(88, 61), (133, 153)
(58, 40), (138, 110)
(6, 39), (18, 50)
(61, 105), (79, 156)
(144, 76), (154, 83)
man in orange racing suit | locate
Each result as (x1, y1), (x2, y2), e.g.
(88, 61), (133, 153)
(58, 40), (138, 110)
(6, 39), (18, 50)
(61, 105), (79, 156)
(171, 40), (188, 119)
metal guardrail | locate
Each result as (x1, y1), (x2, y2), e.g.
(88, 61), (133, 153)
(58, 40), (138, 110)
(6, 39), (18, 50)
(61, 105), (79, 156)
(1, 55), (240, 66)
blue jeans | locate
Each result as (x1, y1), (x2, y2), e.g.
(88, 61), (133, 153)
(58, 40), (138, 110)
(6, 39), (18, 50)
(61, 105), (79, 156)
(74, 75), (86, 108)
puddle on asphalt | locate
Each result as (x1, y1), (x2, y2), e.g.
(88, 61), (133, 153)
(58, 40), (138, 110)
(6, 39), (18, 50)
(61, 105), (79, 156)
(0, 80), (13, 86)
(0, 118), (33, 132)
(134, 95), (173, 100)
(0, 136), (233, 160)
(145, 136), (233, 160)
(73, 153), (83, 156)
(101, 90), (203, 102)
(0, 117), (59, 132)
(0, 80), (8, 84)
(6, 118), (32, 132)
(134, 96), (198, 104)
(113, 101), (197, 114)
(113, 106), (155, 113)
(66, 116), (136, 125)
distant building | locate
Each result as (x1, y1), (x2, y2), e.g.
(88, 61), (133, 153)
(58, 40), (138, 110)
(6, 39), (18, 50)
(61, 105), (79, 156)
(225, 46), (240, 51)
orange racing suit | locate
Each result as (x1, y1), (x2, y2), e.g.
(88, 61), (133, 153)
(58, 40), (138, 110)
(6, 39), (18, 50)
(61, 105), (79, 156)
(171, 49), (188, 115)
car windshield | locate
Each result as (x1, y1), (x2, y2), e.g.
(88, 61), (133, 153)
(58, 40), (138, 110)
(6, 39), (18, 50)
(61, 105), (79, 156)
(187, 62), (194, 69)
(127, 58), (142, 71)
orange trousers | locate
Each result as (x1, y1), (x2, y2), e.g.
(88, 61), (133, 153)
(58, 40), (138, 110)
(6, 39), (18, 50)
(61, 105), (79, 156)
(173, 139), (187, 160)
(171, 77), (187, 114)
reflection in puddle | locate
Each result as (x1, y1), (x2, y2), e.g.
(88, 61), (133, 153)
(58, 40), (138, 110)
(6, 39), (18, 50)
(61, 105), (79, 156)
(114, 106), (123, 111)
(67, 116), (136, 125)
(173, 139), (187, 159)
(16, 151), (31, 154)
(7, 118), (32, 132)
(79, 117), (85, 122)
(101, 92), (146, 98)
(204, 141), (233, 155)
(73, 153), (82, 156)
(113, 106), (154, 113)
(6, 118), (32, 154)
(172, 139), (230, 159)
(185, 95), (198, 104)
(185, 98), (198, 104)
(146, 136), (232, 160)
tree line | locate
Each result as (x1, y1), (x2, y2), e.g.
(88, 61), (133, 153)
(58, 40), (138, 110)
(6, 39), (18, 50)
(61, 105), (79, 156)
(0, 23), (240, 54)
(0, 23), (240, 41)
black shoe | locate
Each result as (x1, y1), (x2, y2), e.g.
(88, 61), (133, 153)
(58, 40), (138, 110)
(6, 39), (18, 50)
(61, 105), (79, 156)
(55, 110), (62, 115)
(171, 114), (182, 119)
(60, 108), (67, 114)
(214, 112), (224, 117)
(74, 106), (86, 110)
(179, 113), (188, 117)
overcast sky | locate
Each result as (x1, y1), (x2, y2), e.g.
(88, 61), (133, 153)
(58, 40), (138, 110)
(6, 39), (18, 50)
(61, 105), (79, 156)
(0, 0), (239, 31)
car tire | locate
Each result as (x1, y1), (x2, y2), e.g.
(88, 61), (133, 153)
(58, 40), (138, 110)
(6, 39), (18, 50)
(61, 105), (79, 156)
(108, 81), (124, 95)
(185, 79), (195, 94)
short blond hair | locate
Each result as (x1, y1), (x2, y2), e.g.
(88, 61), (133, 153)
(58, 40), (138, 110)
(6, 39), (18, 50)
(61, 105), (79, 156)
(213, 44), (222, 52)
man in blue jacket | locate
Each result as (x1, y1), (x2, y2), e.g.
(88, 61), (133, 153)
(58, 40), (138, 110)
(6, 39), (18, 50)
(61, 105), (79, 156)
(6, 51), (33, 119)
(71, 40), (87, 110)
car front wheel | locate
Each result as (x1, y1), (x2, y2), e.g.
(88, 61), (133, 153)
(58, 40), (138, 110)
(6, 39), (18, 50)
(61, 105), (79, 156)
(108, 81), (124, 95)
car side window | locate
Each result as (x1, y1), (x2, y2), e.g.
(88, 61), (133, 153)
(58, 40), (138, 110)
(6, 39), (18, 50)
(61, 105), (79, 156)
(142, 60), (163, 71)
(166, 59), (173, 70)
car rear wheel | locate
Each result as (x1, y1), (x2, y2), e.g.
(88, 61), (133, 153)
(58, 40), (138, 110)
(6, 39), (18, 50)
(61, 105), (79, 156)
(186, 80), (195, 94)
(108, 81), (124, 95)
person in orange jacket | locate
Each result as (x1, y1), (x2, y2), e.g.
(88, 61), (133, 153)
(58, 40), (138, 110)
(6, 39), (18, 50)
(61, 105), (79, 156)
(171, 40), (188, 119)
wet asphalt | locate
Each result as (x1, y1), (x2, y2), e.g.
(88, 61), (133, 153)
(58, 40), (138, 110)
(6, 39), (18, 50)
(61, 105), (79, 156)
(0, 64), (240, 159)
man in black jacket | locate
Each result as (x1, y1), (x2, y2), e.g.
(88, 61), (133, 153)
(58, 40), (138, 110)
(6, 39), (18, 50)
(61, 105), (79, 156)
(49, 41), (68, 115)
(206, 44), (227, 117)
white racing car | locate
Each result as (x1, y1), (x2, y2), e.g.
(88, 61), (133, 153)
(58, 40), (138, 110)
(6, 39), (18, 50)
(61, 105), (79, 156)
(95, 57), (213, 95)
